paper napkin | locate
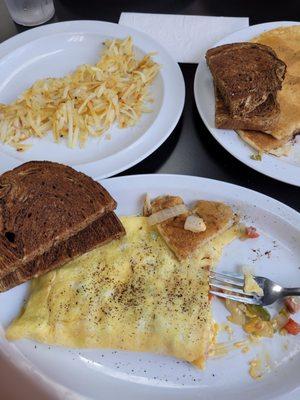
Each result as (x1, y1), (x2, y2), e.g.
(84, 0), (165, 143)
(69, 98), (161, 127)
(119, 13), (249, 63)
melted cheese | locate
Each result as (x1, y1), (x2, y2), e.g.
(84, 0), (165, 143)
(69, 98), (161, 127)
(6, 217), (238, 366)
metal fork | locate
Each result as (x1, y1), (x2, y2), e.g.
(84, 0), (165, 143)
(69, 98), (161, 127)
(210, 271), (300, 306)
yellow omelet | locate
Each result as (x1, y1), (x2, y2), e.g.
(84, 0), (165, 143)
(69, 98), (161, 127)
(6, 216), (239, 367)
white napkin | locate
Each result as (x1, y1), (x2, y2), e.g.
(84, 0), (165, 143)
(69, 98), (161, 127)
(119, 13), (249, 63)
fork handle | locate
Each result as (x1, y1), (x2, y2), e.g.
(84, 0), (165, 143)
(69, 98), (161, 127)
(283, 288), (300, 297)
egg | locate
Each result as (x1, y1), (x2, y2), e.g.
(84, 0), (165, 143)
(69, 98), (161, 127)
(6, 216), (239, 367)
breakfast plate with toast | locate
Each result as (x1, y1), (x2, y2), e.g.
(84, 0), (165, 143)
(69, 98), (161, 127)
(194, 21), (300, 186)
(0, 165), (299, 400)
(0, 20), (185, 179)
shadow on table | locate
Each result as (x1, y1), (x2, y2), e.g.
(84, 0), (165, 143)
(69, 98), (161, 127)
(201, 0), (300, 24)
(117, 117), (182, 177)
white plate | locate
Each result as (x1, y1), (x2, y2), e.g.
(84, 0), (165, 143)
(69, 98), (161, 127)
(194, 21), (300, 187)
(0, 174), (300, 400)
(0, 21), (184, 179)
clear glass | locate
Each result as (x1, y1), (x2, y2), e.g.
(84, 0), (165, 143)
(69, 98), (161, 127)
(4, 0), (55, 26)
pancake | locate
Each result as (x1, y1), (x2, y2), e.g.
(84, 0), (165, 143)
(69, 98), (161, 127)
(237, 129), (290, 153)
(254, 26), (300, 140)
(238, 25), (300, 152)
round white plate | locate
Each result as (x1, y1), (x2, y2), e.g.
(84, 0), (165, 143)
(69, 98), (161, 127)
(0, 21), (184, 179)
(0, 174), (300, 400)
(194, 21), (300, 187)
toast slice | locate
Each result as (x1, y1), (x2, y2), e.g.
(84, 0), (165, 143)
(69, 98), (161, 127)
(150, 196), (236, 260)
(206, 42), (286, 116)
(215, 87), (280, 131)
(0, 212), (125, 292)
(0, 161), (117, 279)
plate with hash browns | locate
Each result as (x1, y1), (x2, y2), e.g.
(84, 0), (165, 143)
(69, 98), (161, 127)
(0, 20), (184, 179)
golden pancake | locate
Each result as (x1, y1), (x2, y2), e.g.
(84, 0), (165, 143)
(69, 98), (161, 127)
(251, 26), (300, 141)
(237, 129), (290, 152)
(252, 25), (300, 139)
(238, 25), (300, 153)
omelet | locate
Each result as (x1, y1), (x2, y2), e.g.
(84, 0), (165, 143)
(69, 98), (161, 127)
(6, 216), (239, 367)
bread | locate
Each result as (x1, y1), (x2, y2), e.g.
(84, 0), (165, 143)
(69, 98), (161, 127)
(0, 161), (117, 280)
(214, 87), (280, 131)
(0, 212), (125, 292)
(150, 196), (236, 260)
(206, 42), (286, 116)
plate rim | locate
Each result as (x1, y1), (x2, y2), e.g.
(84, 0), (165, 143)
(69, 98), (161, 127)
(0, 20), (185, 179)
(0, 173), (299, 400)
(193, 20), (300, 187)
(104, 173), (300, 223)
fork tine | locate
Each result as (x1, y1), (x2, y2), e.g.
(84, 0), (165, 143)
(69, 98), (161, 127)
(210, 281), (253, 296)
(209, 271), (244, 287)
(209, 290), (261, 305)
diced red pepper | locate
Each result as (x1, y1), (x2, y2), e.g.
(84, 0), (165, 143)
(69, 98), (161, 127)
(284, 318), (300, 335)
(245, 226), (260, 239)
(284, 297), (300, 314)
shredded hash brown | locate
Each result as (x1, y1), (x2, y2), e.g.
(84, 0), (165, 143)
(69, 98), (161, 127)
(0, 37), (160, 150)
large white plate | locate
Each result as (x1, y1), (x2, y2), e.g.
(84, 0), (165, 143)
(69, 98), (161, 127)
(0, 174), (300, 400)
(194, 21), (300, 187)
(0, 21), (184, 179)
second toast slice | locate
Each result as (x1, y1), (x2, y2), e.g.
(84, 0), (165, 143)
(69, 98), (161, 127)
(0, 161), (117, 279)
(206, 42), (286, 116)
(215, 87), (280, 132)
(0, 212), (125, 292)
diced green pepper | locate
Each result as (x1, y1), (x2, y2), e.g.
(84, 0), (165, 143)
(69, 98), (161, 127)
(247, 304), (271, 321)
(250, 153), (262, 161)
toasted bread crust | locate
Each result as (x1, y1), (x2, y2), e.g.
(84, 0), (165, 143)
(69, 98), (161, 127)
(206, 42), (286, 116)
(0, 161), (117, 279)
(151, 196), (235, 260)
(0, 212), (125, 292)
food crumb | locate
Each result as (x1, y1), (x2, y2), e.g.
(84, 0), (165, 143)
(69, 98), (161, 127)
(209, 342), (230, 358)
(283, 341), (289, 351)
(249, 351), (271, 380)
(249, 358), (263, 380)
(220, 323), (234, 340)
(280, 328), (288, 336)
(234, 340), (250, 354)
(250, 153), (262, 161)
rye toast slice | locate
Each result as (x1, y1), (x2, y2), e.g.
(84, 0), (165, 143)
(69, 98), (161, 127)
(0, 212), (125, 292)
(206, 42), (286, 116)
(0, 161), (117, 279)
(215, 87), (280, 131)
(150, 196), (236, 260)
